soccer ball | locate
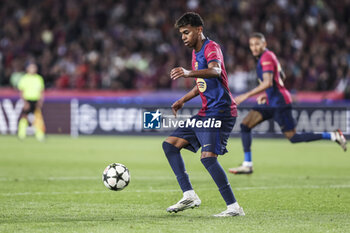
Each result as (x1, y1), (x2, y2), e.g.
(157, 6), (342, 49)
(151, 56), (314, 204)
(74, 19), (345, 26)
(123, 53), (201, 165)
(102, 163), (130, 191)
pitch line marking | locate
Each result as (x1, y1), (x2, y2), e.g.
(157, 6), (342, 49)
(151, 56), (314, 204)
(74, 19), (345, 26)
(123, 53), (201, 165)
(1, 175), (350, 182)
(1, 184), (349, 197)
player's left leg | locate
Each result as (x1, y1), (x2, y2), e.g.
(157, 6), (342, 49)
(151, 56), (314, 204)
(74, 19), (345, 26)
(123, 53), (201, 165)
(164, 129), (202, 213)
(201, 152), (245, 217)
(18, 116), (28, 139)
(277, 106), (347, 151)
(163, 136), (193, 193)
(17, 100), (31, 139)
(284, 129), (347, 151)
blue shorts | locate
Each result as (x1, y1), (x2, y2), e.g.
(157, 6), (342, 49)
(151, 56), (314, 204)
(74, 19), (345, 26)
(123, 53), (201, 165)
(170, 115), (236, 155)
(253, 104), (295, 132)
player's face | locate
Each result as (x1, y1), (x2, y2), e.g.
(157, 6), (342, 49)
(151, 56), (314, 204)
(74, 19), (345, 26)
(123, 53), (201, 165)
(249, 37), (267, 57)
(26, 64), (38, 74)
(179, 25), (202, 48)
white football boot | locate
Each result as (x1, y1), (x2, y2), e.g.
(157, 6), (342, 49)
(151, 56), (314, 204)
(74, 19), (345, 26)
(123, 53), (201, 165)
(213, 203), (245, 217)
(166, 191), (201, 213)
(333, 129), (347, 152)
(228, 165), (253, 175)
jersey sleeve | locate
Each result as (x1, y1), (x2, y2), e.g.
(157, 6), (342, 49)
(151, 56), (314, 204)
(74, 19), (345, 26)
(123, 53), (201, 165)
(17, 76), (25, 90)
(204, 42), (223, 65)
(260, 53), (275, 72)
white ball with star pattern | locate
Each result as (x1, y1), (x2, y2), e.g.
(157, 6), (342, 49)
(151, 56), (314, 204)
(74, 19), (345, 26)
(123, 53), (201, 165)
(102, 163), (130, 191)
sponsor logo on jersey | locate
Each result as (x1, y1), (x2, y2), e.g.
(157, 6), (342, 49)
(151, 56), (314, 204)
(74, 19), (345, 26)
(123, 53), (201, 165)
(196, 78), (207, 92)
(262, 61), (272, 66)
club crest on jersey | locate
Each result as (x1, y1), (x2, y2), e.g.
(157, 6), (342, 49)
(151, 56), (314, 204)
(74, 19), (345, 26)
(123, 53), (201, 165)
(195, 62), (198, 70)
(196, 78), (207, 92)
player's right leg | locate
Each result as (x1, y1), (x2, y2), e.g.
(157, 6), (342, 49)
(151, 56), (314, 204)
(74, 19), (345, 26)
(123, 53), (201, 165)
(229, 110), (265, 175)
(163, 136), (201, 213)
(201, 152), (245, 217)
(34, 107), (46, 141)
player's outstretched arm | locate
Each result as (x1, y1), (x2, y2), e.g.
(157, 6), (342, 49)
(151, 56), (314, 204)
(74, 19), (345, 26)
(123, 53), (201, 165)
(171, 86), (199, 116)
(170, 62), (221, 80)
(235, 72), (273, 105)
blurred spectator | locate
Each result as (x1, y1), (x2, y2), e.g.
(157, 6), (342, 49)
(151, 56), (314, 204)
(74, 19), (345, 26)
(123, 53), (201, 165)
(0, 0), (348, 97)
(335, 69), (350, 99)
(228, 65), (250, 93)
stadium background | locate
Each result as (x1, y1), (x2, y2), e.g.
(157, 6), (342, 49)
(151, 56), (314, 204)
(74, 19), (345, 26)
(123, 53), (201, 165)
(0, 1), (350, 232)
(0, 0), (349, 136)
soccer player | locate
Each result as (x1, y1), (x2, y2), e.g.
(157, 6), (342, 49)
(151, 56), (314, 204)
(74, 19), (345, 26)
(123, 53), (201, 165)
(162, 12), (244, 217)
(229, 33), (347, 175)
(17, 62), (46, 141)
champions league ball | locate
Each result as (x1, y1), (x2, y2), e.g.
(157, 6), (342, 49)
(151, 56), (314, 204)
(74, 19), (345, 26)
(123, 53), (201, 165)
(102, 163), (130, 191)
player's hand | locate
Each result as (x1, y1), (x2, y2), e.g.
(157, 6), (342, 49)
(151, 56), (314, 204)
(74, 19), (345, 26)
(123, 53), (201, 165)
(171, 99), (184, 117)
(170, 67), (190, 80)
(234, 94), (247, 106)
(257, 95), (267, 105)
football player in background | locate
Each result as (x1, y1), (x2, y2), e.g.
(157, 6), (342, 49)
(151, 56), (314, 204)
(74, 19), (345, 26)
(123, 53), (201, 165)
(229, 33), (347, 175)
(17, 62), (46, 141)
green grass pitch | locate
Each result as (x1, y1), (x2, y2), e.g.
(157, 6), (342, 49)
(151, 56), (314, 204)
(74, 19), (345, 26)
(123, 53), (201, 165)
(0, 135), (349, 233)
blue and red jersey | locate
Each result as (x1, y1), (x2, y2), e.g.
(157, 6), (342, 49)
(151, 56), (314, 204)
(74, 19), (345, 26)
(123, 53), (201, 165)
(191, 39), (237, 117)
(257, 49), (292, 106)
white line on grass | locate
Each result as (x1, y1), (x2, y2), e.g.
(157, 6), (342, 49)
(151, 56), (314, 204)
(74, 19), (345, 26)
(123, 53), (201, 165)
(0, 176), (97, 181)
(1, 184), (349, 197)
(0, 176), (177, 181)
(1, 175), (350, 182)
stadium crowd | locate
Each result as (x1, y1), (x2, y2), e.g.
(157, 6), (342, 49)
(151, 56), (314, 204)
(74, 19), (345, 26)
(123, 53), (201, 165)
(0, 0), (349, 97)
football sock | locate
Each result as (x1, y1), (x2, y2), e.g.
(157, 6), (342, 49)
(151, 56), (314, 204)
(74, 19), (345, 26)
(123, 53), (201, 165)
(227, 202), (240, 210)
(244, 152), (252, 163)
(183, 190), (196, 198)
(241, 124), (252, 153)
(289, 133), (324, 143)
(162, 141), (193, 192)
(241, 124), (252, 163)
(242, 161), (253, 167)
(322, 132), (331, 140)
(201, 157), (236, 205)
(330, 132), (337, 141)
(35, 129), (45, 141)
(18, 118), (28, 139)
